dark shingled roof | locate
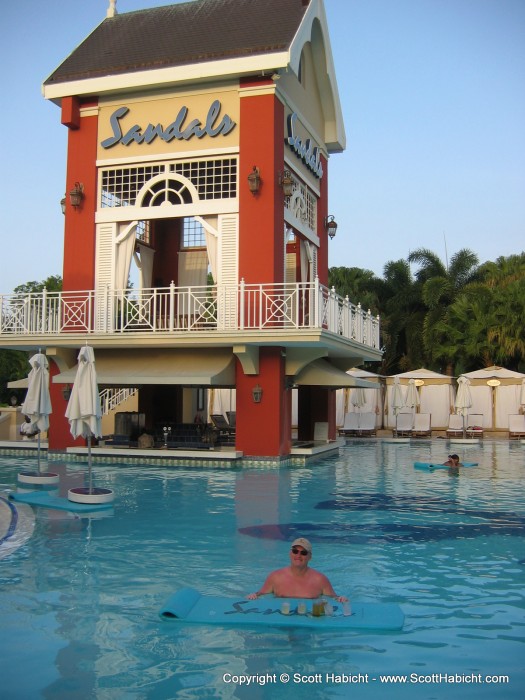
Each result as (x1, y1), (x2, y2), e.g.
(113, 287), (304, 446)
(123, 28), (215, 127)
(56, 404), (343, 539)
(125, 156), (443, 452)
(45, 0), (310, 86)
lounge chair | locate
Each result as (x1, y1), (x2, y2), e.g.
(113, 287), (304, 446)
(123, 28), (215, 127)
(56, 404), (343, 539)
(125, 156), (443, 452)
(412, 413), (431, 438)
(339, 413), (359, 436)
(358, 412), (376, 436)
(508, 414), (525, 439)
(466, 414), (484, 439)
(446, 414), (464, 438)
(226, 411), (236, 429)
(210, 414), (235, 435)
(395, 412), (413, 437)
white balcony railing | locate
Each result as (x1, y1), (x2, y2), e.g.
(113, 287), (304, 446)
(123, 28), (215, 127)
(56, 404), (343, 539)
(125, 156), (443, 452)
(0, 280), (380, 350)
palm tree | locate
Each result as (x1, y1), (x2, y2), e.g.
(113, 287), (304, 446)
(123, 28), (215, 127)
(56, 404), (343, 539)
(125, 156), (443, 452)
(480, 254), (525, 369)
(376, 259), (425, 374)
(407, 248), (479, 374)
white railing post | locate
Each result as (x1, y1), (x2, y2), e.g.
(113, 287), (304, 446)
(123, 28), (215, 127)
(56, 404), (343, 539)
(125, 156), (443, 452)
(258, 282), (263, 330)
(356, 303), (363, 343)
(313, 277), (319, 327)
(342, 295), (350, 338)
(169, 281), (175, 331)
(239, 278), (245, 330)
(330, 286), (337, 332)
(364, 308), (371, 345)
(41, 288), (47, 333)
(151, 287), (156, 331)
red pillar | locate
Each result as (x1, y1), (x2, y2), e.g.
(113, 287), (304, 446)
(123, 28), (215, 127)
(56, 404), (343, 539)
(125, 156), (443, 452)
(48, 359), (84, 450)
(236, 85), (291, 456)
(238, 83), (284, 284)
(235, 349), (291, 457)
(62, 99), (99, 292)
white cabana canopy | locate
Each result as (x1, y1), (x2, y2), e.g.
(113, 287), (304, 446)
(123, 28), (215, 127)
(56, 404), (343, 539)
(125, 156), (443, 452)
(385, 368), (455, 429)
(459, 366), (525, 429)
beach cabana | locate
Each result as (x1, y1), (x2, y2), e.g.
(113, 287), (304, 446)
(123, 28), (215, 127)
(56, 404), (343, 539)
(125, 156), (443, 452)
(385, 369), (455, 430)
(459, 367), (525, 430)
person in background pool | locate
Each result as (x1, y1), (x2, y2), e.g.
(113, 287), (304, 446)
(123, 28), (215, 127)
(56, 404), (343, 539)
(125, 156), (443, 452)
(246, 537), (348, 602)
(443, 453), (462, 467)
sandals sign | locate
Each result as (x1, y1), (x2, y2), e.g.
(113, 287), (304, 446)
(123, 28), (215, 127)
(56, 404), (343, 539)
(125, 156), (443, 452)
(285, 113), (323, 179)
(100, 99), (236, 149)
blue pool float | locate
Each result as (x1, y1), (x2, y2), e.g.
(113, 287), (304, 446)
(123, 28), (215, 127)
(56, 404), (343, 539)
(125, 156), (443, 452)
(9, 490), (113, 512)
(414, 461), (478, 471)
(159, 587), (404, 631)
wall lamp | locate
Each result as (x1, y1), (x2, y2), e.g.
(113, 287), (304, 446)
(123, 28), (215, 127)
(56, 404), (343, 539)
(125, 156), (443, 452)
(61, 384), (72, 401)
(252, 384), (263, 403)
(69, 182), (85, 208)
(247, 166), (261, 194)
(278, 170), (294, 198)
(325, 215), (338, 239)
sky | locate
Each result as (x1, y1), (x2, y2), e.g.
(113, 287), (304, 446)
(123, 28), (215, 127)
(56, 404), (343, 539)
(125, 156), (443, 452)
(0, 0), (523, 293)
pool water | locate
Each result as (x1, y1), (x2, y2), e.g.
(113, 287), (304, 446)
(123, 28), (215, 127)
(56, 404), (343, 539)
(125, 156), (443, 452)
(1, 441), (524, 699)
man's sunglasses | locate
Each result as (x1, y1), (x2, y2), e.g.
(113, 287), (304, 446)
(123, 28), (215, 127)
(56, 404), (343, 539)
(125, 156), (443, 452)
(291, 547), (309, 556)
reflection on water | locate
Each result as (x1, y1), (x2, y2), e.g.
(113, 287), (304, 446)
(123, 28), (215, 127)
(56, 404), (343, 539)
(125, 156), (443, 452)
(0, 442), (524, 699)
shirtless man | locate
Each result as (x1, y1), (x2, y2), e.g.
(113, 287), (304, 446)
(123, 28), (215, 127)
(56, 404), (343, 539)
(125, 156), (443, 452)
(247, 537), (348, 602)
(443, 453), (462, 467)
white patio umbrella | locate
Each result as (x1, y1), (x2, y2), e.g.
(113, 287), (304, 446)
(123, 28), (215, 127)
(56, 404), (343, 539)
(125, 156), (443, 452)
(521, 378), (525, 414)
(455, 375), (473, 438)
(351, 387), (367, 432)
(19, 352), (57, 481)
(351, 387), (367, 411)
(391, 377), (405, 436)
(404, 379), (420, 412)
(66, 346), (112, 503)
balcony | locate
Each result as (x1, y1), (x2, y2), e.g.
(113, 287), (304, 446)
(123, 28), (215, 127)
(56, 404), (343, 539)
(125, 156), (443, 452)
(0, 279), (380, 352)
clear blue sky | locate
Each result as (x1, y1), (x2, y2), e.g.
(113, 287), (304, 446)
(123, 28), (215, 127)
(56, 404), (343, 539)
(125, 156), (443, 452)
(1, 0), (523, 293)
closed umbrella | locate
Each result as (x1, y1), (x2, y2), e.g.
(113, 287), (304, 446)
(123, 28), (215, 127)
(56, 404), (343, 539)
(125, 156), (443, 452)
(66, 346), (111, 501)
(455, 375), (473, 438)
(351, 387), (367, 410)
(351, 386), (367, 433)
(404, 379), (420, 412)
(521, 379), (525, 414)
(19, 352), (57, 481)
(391, 377), (405, 436)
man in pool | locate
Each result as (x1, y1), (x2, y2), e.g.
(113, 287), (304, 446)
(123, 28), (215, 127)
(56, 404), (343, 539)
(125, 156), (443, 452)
(246, 537), (348, 602)
(443, 454), (462, 467)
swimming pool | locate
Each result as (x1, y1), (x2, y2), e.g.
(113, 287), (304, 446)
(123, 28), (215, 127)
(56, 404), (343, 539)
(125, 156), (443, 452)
(1, 441), (523, 699)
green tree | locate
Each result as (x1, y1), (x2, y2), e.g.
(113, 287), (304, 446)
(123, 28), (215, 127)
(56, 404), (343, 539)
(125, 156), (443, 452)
(0, 275), (62, 404)
(328, 266), (382, 315)
(0, 350), (29, 405)
(479, 253), (525, 370)
(407, 248), (479, 374)
(14, 275), (62, 294)
(376, 259), (426, 374)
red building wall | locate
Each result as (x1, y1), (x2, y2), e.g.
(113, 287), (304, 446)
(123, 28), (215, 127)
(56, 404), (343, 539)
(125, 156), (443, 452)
(62, 99), (99, 292)
(235, 85), (291, 456)
(238, 82), (285, 284)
